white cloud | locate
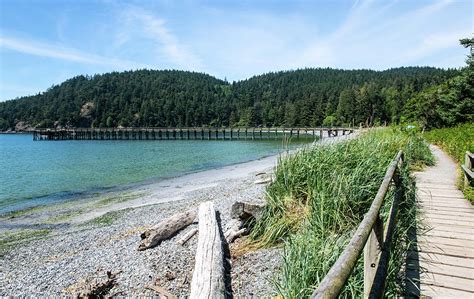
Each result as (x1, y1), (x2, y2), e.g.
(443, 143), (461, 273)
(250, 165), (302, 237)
(118, 7), (204, 71)
(398, 29), (471, 63)
(0, 35), (150, 69)
(0, 0), (469, 96)
(187, 0), (467, 80)
(295, 0), (467, 70)
(184, 10), (316, 79)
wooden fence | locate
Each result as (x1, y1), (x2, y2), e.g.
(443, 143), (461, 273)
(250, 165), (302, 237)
(462, 151), (473, 188)
(311, 151), (405, 299)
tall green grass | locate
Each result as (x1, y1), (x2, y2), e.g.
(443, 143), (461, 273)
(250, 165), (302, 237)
(250, 128), (433, 298)
(424, 123), (474, 162)
(423, 123), (474, 202)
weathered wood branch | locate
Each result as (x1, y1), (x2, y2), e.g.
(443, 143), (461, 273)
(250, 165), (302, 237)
(138, 209), (197, 251)
(190, 201), (225, 298)
(225, 227), (247, 243)
(255, 178), (272, 184)
(176, 228), (198, 246)
(224, 218), (244, 243)
(145, 284), (177, 299)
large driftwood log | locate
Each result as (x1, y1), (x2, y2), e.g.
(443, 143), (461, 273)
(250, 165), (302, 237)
(176, 228), (198, 246)
(190, 201), (225, 298)
(230, 201), (266, 221)
(138, 209), (197, 251)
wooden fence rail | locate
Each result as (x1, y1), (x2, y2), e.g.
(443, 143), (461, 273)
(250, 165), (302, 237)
(461, 151), (473, 187)
(311, 150), (404, 299)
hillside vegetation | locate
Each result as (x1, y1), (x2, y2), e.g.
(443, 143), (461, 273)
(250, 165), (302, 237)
(403, 37), (474, 129)
(0, 67), (457, 131)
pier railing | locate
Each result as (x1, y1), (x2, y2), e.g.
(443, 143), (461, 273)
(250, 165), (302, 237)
(32, 127), (354, 141)
(311, 150), (404, 299)
(462, 151), (474, 187)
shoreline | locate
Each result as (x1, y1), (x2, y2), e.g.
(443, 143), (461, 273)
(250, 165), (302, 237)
(0, 132), (302, 216)
(0, 149), (283, 218)
(71, 151), (281, 224)
(0, 147), (281, 297)
(0, 133), (356, 297)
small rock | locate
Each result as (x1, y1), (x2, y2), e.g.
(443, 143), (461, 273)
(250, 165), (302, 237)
(165, 271), (176, 281)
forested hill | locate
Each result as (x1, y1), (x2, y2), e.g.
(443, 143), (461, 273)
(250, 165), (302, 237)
(0, 67), (458, 131)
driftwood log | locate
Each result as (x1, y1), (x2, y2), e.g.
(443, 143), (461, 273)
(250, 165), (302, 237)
(190, 201), (225, 298)
(223, 201), (267, 244)
(223, 218), (246, 243)
(230, 201), (266, 222)
(225, 227), (247, 243)
(138, 209), (197, 251)
(176, 227), (198, 245)
(255, 178), (272, 184)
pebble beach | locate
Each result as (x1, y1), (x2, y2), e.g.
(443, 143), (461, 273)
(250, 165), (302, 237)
(0, 154), (282, 297)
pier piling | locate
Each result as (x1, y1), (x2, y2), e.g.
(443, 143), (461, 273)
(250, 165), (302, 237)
(31, 127), (353, 142)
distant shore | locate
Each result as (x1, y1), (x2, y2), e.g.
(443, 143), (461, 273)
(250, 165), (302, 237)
(0, 131), (31, 134)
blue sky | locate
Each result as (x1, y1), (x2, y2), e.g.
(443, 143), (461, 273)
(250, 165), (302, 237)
(0, 0), (472, 101)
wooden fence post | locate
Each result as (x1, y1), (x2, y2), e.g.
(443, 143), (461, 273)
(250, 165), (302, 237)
(369, 164), (404, 298)
(364, 215), (384, 298)
(464, 152), (473, 188)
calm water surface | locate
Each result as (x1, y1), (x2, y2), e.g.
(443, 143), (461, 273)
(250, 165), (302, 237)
(0, 134), (302, 213)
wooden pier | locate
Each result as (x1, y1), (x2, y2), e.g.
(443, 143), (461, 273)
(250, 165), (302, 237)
(32, 127), (354, 141)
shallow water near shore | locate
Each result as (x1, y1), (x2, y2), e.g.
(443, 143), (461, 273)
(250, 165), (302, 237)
(0, 134), (309, 214)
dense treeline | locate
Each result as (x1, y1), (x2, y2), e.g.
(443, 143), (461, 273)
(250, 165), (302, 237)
(0, 70), (228, 130)
(403, 38), (473, 129)
(230, 67), (456, 127)
(0, 67), (459, 131)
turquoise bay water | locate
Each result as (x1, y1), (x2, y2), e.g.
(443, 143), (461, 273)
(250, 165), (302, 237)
(0, 134), (300, 214)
